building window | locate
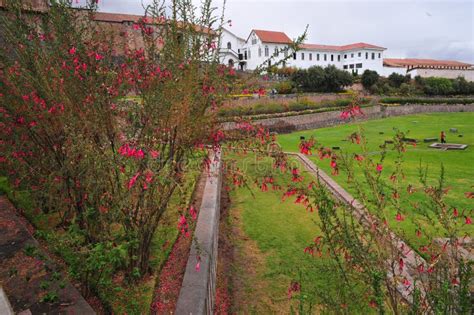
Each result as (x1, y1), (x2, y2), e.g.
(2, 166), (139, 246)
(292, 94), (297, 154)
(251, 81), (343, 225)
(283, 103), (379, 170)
(227, 42), (232, 50)
(309, 53), (312, 61)
(251, 34), (257, 45)
(351, 53), (354, 58)
(293, 53), (297, 60)
(248, 49), (251, 59)
(356, 63), (362, 68)
(264, 46), (269, 57)
(331, 54), (334, 61)
(244, 51), (247, 60)
(358, 52), (361, 57)
(258, 47), (262, 57)
(378, 53), (381, 58)
(274, 47), (279, 57)
(324, 54), (327, 61)
(337, 55), (341, 61)
(343, 65), (348, 69)
(317, 53), (320, 61)
(284, 49), (288, 57)
(371, 52), (375, 60)
(349, 64), (354, 69)
(301, 53), (305, 60)
(366, 52), (368, 59)
(344, 54), (347, 59)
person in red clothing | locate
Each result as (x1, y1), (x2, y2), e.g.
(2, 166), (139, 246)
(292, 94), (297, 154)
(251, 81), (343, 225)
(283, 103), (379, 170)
(440, 131), (446, 143)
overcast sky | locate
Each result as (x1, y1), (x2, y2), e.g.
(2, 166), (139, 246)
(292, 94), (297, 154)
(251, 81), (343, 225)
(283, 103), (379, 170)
(93, 0), (474, 63)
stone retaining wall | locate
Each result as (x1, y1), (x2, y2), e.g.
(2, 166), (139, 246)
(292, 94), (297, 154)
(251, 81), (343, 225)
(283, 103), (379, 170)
(223, 104), (474, 132)
(175, 151), (222, 315)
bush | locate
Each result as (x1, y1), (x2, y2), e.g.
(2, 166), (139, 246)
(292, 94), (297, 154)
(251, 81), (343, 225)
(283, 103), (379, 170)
(388, 73), (410, 88)
(361, 70), (379, 90)
(274, 81), (293, 94)
(452, 76), (474, 95)
(291, 65), (353, 93)
(380, 97), (474, 105)
(423, 77), (454, 95)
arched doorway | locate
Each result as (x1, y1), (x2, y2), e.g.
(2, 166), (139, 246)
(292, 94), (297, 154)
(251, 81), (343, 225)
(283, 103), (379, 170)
(228, 59), (234, 67)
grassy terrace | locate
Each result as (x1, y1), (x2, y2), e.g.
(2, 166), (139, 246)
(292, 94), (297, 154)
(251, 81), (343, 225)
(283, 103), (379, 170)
(277, 112), (474, 249)
(224, 112), (473, 312)
(225, 154), (374, 313)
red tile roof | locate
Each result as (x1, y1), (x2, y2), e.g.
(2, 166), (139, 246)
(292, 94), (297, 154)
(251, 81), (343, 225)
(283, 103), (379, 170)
(339, 42), (386, 51)
(92, 12), (142, 23)
(300, 43), (342, 51)
(301, 42), (385, 52)
(252, 30), (292, 44)
(384, 58), (472, 68)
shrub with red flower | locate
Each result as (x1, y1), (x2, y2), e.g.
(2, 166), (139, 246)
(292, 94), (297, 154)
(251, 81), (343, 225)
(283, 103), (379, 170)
(0, 0), (235, 284)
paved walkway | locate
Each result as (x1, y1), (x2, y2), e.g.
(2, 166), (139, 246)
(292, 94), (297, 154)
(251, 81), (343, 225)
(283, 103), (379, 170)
(0, 196), (95, 314)
(294, 153), (428, 303)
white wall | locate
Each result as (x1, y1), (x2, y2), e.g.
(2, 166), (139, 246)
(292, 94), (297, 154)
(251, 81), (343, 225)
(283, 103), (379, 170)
(219, 28), (245, 68)
(409, 68), (474, 81)
(380, 66), (407, 77)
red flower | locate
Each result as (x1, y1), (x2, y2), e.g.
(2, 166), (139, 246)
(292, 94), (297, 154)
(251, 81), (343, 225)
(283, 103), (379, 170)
(189, 205), (197, 221)
(69, 46), (77, 55)
(376, 164), (383, 172)
(399, 258), (404, 272)
(453, 208), (459, 217)
(354, 154), (364, 161)
(127, 172), (140, 189)
(396, 213), (404, 221)
(195, 256), (201, 272)
(465, 216), (472, 225)
(464, 192), (474, 199)
(417, 264), (424, 273)
(402, 278), (411, 287)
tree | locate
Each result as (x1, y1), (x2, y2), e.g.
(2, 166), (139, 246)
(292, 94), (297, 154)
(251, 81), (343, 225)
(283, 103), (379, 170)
(323, 65), (353, 92)
(361, 69), (379, 90)
(388, 72), (410, 88)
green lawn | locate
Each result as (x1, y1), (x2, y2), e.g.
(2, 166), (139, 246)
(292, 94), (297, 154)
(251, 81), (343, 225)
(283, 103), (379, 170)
(277, 112), (474, 248)
(226, 154), (376, 313)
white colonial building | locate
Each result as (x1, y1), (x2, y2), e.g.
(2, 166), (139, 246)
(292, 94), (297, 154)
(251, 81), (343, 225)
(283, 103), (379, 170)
(219, 28), (386, 75)
(218, 28), (473, 80)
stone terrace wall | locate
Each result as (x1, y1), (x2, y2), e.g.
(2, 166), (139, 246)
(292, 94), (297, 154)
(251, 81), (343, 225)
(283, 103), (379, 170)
(223, 104), (474, 132)
(175, 151), (222, 315)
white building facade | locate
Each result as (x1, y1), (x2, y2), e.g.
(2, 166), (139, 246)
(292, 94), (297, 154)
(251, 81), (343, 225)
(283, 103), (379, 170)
(220, 29), (387, 75)
(218, 28), (246, 68)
